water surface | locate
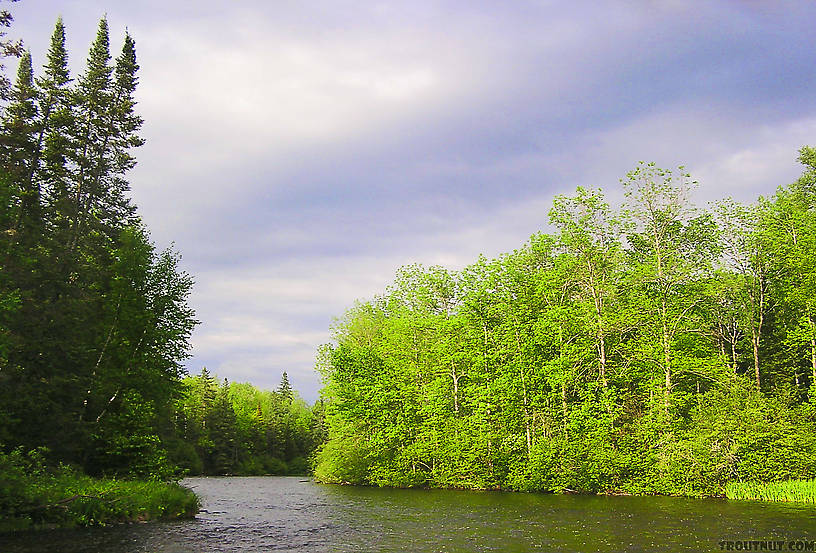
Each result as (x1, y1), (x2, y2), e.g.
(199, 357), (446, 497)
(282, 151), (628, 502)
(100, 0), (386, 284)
(2, 476), (815, 552)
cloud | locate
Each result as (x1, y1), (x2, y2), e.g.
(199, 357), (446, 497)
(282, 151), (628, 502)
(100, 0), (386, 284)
(10, 1), (816, 402)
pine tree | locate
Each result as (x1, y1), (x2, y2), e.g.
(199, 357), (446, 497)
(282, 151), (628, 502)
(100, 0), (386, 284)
(278, 371), (293, 403)
(35, 18), (73, 230)
(1, 51), (37, 239)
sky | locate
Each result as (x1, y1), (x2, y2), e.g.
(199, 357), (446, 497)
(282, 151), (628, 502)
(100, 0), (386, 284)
(8, 1), (816, 402)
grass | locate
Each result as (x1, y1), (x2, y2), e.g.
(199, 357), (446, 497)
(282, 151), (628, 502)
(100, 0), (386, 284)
(725, 480), (816, 504)
(0, 449), (199, 532)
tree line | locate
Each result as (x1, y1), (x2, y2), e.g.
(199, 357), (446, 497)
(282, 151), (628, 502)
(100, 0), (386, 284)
(0, 12), (196, 478)
(171, 369), (326, 476)
(0, 14), (324, 479)
(316, 153), (816, 496)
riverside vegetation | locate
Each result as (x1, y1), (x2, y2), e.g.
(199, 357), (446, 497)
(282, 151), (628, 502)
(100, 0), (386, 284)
(315, 149), (816, 502)
(0, 11), (324, 530)
(2, 3), (815, 537)
(726, 480), (816, 504)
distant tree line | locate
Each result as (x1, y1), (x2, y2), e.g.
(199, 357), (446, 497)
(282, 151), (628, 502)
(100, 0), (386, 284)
(170, 370), (326, 476)
(316, 151), (816, 496)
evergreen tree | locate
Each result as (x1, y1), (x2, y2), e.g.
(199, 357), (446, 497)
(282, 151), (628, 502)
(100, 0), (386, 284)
(0, 16), (198, 478)
(278, 371), (293, 403)
(0, 50), (37, 241)
(35, 18), (73, 229)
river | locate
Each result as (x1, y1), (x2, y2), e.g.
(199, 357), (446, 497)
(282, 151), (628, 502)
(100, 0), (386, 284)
(2, 476), (815, 552)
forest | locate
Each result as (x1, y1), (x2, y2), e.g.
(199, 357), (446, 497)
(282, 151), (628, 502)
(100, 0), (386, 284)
(315, 152), (816, 497)
(3, 1), (816, 534)
(0, 13), (197, 478)
(172, 369), (326, 477)
(0, 11), (321, 529)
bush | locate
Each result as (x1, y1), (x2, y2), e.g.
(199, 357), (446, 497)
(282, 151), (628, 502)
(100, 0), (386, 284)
(313, 435), (371, 484)
(0, 447), (199, 532)
(655, 379), (816, 496)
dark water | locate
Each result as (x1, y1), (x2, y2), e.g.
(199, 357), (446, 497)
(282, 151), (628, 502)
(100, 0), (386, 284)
(2, 476), (815, 552)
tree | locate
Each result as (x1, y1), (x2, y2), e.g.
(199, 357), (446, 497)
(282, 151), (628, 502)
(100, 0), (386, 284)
(1, 50), (37, 242)
(0, 0), (23, 100)
(315, 151), (816, 495)
(714, 200), (772, 388)
(63, 18), (140, 255)
(762, 147), (816, 396)
(549, 186), (625, 388)
(0, 17), (198, 480)
(278, 371), (293, 403)
(623, 163), (720, 415)
(32, 18), (72, 219)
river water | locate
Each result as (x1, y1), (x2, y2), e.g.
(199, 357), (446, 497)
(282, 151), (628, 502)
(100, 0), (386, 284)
(2, 476), (815, 552)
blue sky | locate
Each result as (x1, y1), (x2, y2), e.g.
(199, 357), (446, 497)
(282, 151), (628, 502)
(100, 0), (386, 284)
(8, 1), (816, 402)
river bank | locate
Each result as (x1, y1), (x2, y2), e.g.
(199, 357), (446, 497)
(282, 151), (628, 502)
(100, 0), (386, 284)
(316, 475), (816, 504)
(0, 449), (199, 533)
(5, 476), (816, 553)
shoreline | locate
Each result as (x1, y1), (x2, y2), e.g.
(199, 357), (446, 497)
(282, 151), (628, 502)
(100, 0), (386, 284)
(313, 477), (816, 504)
(0, 476), (200, 534)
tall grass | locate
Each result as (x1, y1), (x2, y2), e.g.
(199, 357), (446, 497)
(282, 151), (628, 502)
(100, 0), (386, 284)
(1, 449), (199, 532)
(726, 480), (816, 503)
(1, 473), (200, 532)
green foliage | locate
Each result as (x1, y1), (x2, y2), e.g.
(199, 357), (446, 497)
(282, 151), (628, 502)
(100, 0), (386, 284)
(726, 480), (816, 503)
(170, 370), (322, 476)
(0, 15), (199, 484)
(0, 447), (198, 532)
(313, 431), (372, 485)
(316, 151), (816, 498)
(0, 14), (206, 530)
(0, 13), (269, 532)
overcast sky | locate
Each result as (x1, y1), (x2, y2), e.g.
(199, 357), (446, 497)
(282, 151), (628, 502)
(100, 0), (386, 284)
(8, 1), (816, 402)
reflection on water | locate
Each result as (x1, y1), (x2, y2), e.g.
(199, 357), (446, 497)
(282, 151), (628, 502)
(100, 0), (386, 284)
(2, 476), (815, 552)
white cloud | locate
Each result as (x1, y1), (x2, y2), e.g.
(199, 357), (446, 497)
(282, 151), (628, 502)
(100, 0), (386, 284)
(691, 117), (816, 202)
(133, 22), (480, 170)
(12, 0), (816, 403)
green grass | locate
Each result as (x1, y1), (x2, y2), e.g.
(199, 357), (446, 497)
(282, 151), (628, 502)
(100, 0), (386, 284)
(725, 480), (816, 503)
(1, 449), (199, 532)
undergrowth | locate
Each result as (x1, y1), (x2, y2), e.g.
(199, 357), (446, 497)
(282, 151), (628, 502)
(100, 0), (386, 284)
(0, 448), (199, 532)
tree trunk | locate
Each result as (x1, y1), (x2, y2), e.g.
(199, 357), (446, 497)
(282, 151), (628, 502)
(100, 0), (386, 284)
(79, 299), (120, 421)
(662, 301), (671, 413)
(809, 315), (816, 384)
(751, 328), (761, 389)
(510, 316), (531, 458)
(450, 362), (460, 414)
(731, 340), (738, 374)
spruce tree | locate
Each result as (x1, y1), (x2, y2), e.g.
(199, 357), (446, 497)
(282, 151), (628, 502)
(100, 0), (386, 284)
(278, 372), (293, 403)
(66, 17), (114, 251)
(35, 18), (73, 224)
(1, 51), (37, 238)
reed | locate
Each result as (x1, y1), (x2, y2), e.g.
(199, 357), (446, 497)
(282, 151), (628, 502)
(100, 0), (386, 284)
(726, 480), (816, 503)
